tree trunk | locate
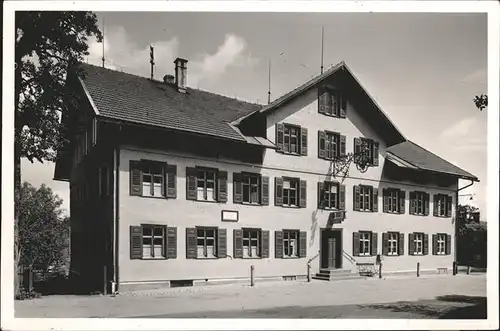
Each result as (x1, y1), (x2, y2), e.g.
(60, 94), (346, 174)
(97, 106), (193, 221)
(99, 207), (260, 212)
(14, 146), (21, 296)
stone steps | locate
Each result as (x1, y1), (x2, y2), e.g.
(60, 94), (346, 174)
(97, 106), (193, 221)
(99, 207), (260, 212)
(312, 268), (365, 282)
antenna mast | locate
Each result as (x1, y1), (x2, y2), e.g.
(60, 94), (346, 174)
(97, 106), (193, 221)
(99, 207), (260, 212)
(320, 26), (324, 74)
(267, 59), (271, 104)
(150, 45), (155, 80)
(101, 17), (105, 68)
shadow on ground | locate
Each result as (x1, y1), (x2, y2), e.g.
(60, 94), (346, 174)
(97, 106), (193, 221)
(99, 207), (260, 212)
(359, 294), (486, 319)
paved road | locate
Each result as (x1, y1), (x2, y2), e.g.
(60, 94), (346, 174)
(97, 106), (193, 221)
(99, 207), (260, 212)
(15, 274), (486, 318)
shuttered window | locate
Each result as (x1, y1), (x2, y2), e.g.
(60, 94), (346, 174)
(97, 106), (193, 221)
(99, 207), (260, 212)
(282, 178), (299, 207)
(410, 232), (428, 255)
(434, 194), (452, 217)
(196, 169), (217, 202)
(130, 160), (177, 198)
(234, 173), (269, 205)
(276, 123), (308, 155)
(243, 228), (261, 258)
(242, 173), (260, 204)
(359, 231), (371, 256)
(436, 233), (446, 255)
(354, 137), (379, 167)
(383, 188), (405, 214)
(318, 87), (347, 118)
(354, 185), (377, 212)
(388, 232), (399, 256)
(410, 191), (429, 216)
(318, 181), (345, 210)
(283, 230), (299, 257)
(433, 233), (450, 256)
(142, 162), (164, 197)
(196, 227), (217, 258)
(130, 225), (177, 260)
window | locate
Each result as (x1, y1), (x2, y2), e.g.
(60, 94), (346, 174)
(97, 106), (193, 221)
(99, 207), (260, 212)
(318, 88), (346, 117)
(283, 230), (299, 257)
(242, 174), (260, 204)
(325, 132), (340, 159)
(282, 178), (299, 207)
(196, 169), (217, 201)
(413, 233), (424, 255)
(197, 227), (217, 258)
(142, 162), (164, 197)
(321, 181), (339, 209)
(387, 232), (399, 256)
(359, 185), (372, 211)
(92, 118), (98, 146)
(359, 231), (371, 256)
(435, 194), (452, 217)
(284, 124), (300, 154)
(411, 191), (429, 216)
(354, 137), (379, 166)
(243, 229), (261, 258)
(436, 233), (446, 255)
(142, 225), (166, 259)
(383, 188), (405, 214)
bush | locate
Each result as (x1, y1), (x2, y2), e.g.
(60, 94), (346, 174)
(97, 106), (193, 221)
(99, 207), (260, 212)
(15, 286), (41, 300)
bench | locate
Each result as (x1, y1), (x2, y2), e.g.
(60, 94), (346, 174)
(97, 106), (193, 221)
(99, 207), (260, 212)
(437, 267), (448, 274)
(356, 262), (376, 277)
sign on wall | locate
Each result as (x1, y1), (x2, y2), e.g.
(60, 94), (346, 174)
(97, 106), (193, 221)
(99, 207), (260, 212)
(221, 210), (239, 222)
(328, 210), (346, 225)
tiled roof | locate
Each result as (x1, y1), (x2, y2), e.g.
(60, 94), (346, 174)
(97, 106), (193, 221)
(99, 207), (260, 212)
(78, 63), (263, 141)
(386, 141), (478, 181)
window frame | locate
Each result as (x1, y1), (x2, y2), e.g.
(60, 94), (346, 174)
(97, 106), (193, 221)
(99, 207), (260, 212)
(436, 233), (446, 255)
(413, 232), (424, 255)
(196, 226), (218, 259)
(241, 172), (261, 205)
(282, 229), (300, 258)
(141, 224), (166, 260)
(387, 232), (399, 256)
(283, 124), (301, 155)
(436, 194), (450, 217)
(359, 185), (373, 212)
(324, 131), (341, 160)
(282, 177), (300, 207)
(414, 191), (427, 215)
(322, 181), (339, 209)
(359, 138), (374, 165)
(386, 188), (400, 213)
(196, 167), (218, 202)
(359, 231), (372, 256)
(242, 228), (261, 258)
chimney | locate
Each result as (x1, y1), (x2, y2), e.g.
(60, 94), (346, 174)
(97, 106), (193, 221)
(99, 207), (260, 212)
(163, 74), (175, 84)
(174, 57), (188, 93)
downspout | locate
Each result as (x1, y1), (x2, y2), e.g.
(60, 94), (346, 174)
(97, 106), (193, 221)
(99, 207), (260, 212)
(113, 124), (122, 293)
(455, 179), (476, 268)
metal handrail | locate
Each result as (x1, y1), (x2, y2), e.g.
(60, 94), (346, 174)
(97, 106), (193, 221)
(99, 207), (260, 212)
(307, 250), (320, 264)
(342, 250), (356, 264)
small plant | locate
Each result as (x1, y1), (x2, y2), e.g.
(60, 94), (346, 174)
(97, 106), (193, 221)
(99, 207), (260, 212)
(15, 286), (41, 300)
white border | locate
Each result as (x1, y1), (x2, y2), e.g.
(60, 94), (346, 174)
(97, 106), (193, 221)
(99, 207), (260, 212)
(2, 1), (499, 330)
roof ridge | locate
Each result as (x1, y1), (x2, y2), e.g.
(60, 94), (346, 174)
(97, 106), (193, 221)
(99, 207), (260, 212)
(79, 62), (263, 108)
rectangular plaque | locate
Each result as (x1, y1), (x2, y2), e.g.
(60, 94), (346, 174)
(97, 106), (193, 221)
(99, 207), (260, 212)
(221, 210), (239, 222)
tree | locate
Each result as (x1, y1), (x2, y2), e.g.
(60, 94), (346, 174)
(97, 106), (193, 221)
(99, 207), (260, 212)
(456, 204), (486, 267)
(15, 11), (102, 295)
(18, 182), (70, 273)
(474, 94), (488, 111)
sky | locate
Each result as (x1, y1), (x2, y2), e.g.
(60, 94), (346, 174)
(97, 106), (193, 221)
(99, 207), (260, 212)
(21, 12), (488, 219)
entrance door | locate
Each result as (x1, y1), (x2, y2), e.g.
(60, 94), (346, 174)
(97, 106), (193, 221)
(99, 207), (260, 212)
(321, 229), (342, 269)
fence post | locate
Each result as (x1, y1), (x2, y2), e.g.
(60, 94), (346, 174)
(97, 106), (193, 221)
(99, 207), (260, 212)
(250, 265), (255, 287)
(28, 268), (33, 291)
(103, 266), (107, 295)
(417, 262), (420, 277)
(467, 265), (471, 275)
(378, 263), (382, 279)
(307, 262), (311, 282)
(452, 261), (457, 275)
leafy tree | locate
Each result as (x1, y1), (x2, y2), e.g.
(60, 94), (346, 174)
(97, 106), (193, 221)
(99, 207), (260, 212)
(456, 204), (486, 267)
(15, 11), (102, 295)
(474, 94), (488, 111)
(17, 182), (70, 272)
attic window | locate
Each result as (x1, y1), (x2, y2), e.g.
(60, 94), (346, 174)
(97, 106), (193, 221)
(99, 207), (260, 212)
(318, 87), (347, 118)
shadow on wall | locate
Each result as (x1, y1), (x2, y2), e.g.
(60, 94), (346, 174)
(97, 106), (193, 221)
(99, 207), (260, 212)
(358, 294), (487, 319)
(310, 209), (319, 247)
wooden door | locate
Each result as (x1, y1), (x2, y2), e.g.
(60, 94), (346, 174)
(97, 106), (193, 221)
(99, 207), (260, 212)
(328, 237), (337, 268)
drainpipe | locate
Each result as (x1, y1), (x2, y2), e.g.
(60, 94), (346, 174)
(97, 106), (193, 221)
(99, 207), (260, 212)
(455, 179), (476, 273)
(113, 124), (122, 294)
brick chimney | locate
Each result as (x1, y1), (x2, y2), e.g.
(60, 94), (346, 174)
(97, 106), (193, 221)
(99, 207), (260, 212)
(174, 57), (188, 93)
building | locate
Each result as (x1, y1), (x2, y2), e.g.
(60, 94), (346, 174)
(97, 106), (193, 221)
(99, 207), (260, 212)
(54, 58), (479, 293)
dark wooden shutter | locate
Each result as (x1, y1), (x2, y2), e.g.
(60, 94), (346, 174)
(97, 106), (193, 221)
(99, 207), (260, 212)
(217, 171), (228, 203)
(186, 167), (197, 200)
(299, 231), (307, 258)
(354, 137), (361, 155)
(372, 142), (379, 166)
(233, 173), (243, 204)
(217, 228), (227, 258)
(318, 88), (327, 114)
(317, 182), (325, 209)
(433, 194), (438, 216)
(275, 177), (283, 206)
(339, 184), (346, 210)
(276, 123), (284, 152)
(130, 226), (142, 259)
(399, 190), (406, 214)
(339, 135), (346, 156)
(372, 187), (378, 212)
(318, 131), (326, 159)
(261, 230), (270, 258)
(432, 234), (438, 255)
(340, 94), (347, 118)
(382, 189), (389, 213)
(300, 127), (308, 156)
(352, 232), (360, 256)
(353, 185), (360, 211)
(409, 192), (416, 215)
(382, 233), (389, 256)
(423, 233), (429, 256)
(299, 180), (307, 208)
(165, 164), (177, 198)
(275, 231), (284, 258)
(166, 227), (177, 259)
(424, 193), (430, 216)
(186, 228), (197, 259)
(446, 196), (452, 217)
(233, 229), (243, 258)
(446, 234), (452, 255)
(261, 176), (269, 205)
(398, 233), (404, 255)
(408, 233), (415, 255)
(371, 232), (378, 256)
(129, 161), (143, 196)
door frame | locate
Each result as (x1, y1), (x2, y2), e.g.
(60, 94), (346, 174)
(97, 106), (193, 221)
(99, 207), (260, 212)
(319, 228), (343, 269)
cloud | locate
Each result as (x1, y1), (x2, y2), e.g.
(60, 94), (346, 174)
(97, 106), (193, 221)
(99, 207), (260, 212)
(461, 68), (486, 84)
(86, 28), (258, 89)
(440, 117), (487, 153)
